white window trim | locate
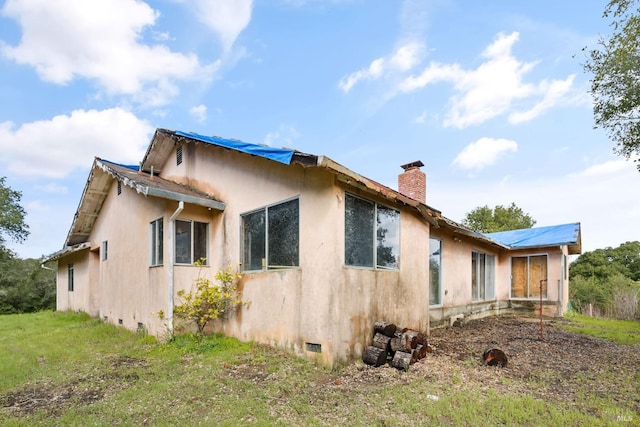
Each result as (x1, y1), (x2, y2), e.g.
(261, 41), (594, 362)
(509, 252), (549, 300)
(344, 192), (401, 271)
(471, 250), (496, 302)
(429, 237), (443, 307)
(150, 218), (163, 267)
(174, 218), (209, 265)
(240, 196), (300, 272)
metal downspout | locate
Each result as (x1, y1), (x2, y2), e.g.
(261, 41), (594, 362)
(168, 201), (184, 337)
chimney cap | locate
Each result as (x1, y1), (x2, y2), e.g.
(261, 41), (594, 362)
(401, 160), (424, 170)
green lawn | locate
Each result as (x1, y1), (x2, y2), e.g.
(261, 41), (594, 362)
(0, 311), (637, 426)
(560, 312), (640, 345)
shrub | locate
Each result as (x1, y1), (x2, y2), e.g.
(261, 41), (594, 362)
(173, 263), (248, 338)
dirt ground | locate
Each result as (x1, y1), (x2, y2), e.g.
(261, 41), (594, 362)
(338, 316), (640, 414)
(3, 316), (639, 420)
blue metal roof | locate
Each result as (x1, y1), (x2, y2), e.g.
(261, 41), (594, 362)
(175, 130), (295, 165)
(485, 223), (581, 250)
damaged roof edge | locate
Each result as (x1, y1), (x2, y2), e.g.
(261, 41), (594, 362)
(314, 155), (442, 226)
(41, 242), (91, 263)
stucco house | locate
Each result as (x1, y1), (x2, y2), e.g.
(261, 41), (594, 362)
(44, 128), (581, 367)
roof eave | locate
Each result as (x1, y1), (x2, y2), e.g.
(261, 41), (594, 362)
(314, 155), (441, 226)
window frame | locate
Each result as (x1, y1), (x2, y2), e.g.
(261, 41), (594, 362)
(510, 254), (548, 299)
(240, 197), (300, 272)
(471, 250), (496, 302)
(344, 192), (401, 270)
(101, 241), (108, 261)
(174, 219), (209, 265)
(68, 263), (74, 292)
(150, 218), (163, 266)
(429, 237), (442, 306)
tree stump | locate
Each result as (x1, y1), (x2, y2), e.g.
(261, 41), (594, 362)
(372, 332), (391, 352)
(390, 350), (412, 371)
(363, 346), (387, 367)
(374, 320), (397, 337)
(482, 345), (508, 367)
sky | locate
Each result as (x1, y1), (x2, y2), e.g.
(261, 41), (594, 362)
(1, 0), (638, 259)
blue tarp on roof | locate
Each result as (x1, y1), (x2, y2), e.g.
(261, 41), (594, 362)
(99, 159), (139, 170)
(485, 223), (581, 249)
(175, 130), (295, 165)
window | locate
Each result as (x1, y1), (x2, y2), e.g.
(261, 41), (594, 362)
(472, 251), (495, 301)
(150, 218), (163, 266)
(345, 193), (400, 269)
(117, 181), (122, 195)
(176, 146), (183, 165)
(242, 198), (299, 271)
(429, 238), (442, 305)
(175, 220), (208, 264)
(101, 241), (108, 261)
(511, 255), (547, 299)
(68, 263), (74, 292)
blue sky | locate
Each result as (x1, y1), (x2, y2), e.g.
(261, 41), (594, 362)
(1, 0), (638, 259)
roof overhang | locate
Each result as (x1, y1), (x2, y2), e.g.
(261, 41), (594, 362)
(313, 156), (442, 226)
(63, 158), (225, 247)
(41, 241), (91, 263)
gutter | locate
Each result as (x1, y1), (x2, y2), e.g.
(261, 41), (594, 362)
(167, 201), (184, 337)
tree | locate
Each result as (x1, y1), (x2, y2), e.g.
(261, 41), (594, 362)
(583, 0), (640, 170)
(461, 203), (536, 233)
(569, 241), (640, 319)
(0, 176), (29, 254)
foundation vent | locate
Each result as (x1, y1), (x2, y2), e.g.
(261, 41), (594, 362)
(305, 342), (322, 353)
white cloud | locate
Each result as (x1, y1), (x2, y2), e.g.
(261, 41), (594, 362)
(189, 104), (208, 123)
(35, 183), (68, 195)
(0, 108), (153, 178)
(413, 110), (428, 124)
(452, 137), (518, 171)
(0, 0), (219, 107)
(194, 0), (253, 52)
(339, 42), (425, 93)
(397, 32), (576, 128)
(263, 124), (300, 147)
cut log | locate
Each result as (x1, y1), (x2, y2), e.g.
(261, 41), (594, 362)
(389, 337), (404, 353)
(412, 344), (428, 363)
(363, 346), (387, 367)
(390, 350), (412, 371)
(401, 330), (419, 351)
(482, 345), (508, 367)
(372, 332), (391, 352)
(374, 320), (397, 337)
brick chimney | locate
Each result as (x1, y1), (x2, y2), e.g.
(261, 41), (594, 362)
(398, 161), (426, 204)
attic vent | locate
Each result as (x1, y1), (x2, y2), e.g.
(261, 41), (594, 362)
(305, 342), (322, 353)
(117, 181), (122, 195)
(176, 146), (183, 165)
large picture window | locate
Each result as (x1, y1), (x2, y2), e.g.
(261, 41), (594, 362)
(429, 238), (442, 305)
(175, 220), (208, 265)
(511, 255), (547, 299)
(345, 194), (400, 269)
(472, 251), (495, 301)
(150, 218), (163, 266)
(242, 198), (299, 271)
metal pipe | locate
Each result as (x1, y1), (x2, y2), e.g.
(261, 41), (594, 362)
(168, 201), (184, 337)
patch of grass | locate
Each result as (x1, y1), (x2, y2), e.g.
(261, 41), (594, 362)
(0, 311), (637, 425)
(560, 312), (640, 345)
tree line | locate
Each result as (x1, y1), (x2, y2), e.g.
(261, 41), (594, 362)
(0, 177), (56, 314)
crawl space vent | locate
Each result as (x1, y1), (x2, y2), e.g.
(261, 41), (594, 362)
(305, 342), (322, 353)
